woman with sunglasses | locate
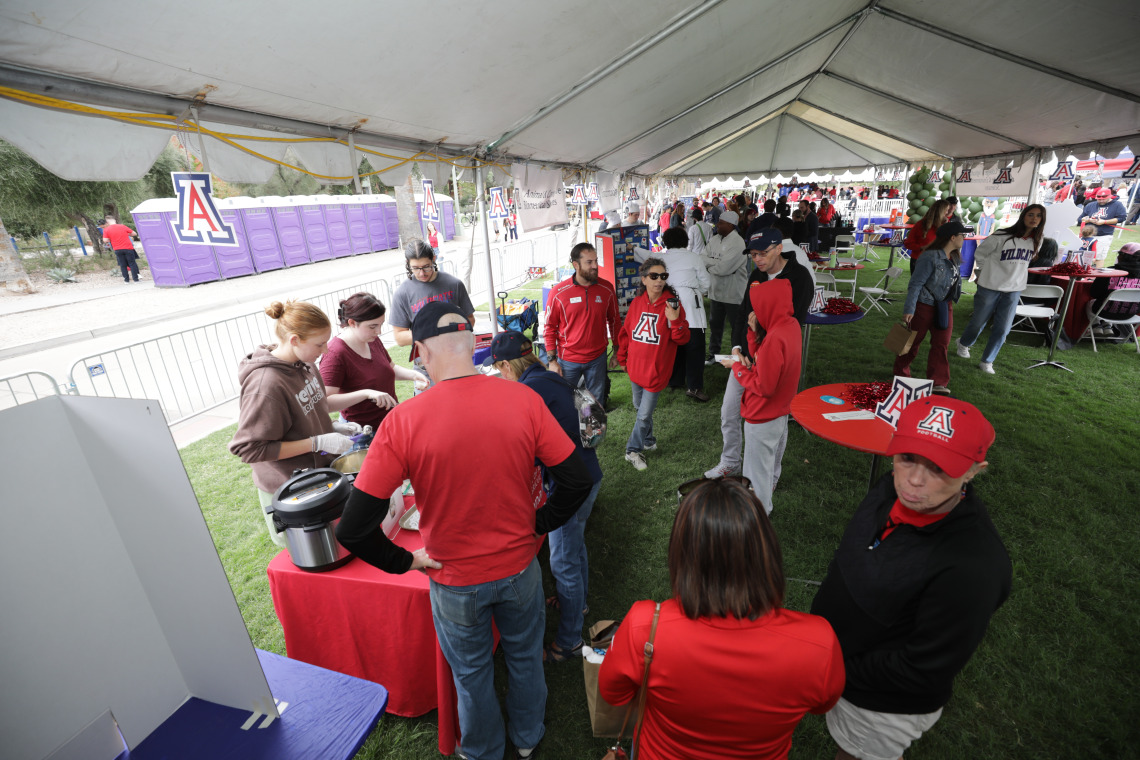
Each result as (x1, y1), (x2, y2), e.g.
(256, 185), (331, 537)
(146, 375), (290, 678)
(599, 478), (844, 759)
(615, 258), (690, 471)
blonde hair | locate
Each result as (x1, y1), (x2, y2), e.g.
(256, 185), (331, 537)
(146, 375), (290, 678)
(265, 300), (330, 343)
(498, 352), (541, 378)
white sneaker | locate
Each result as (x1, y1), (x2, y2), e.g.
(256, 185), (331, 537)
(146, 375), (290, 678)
(625, 451), (647, 471)
(956, 339), (971, 358)
(704, 462), (741, 479)
(979, 362), (995, 374)
(642, 442), (658, 452)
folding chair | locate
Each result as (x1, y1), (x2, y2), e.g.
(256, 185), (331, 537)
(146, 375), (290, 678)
(814, 273), (841, 301)
(1080, 288), (1140, 353)
(832, 258), (859, 300)
(857, 228), (881, 261)
(857, 267), (903, 315)
(1011, 284), (1064, 337)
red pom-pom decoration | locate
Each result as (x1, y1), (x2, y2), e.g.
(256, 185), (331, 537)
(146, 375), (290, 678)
(1044, 262), (1093, 276)
(822, 297), (862, 315)
(842, 381), (892, 410)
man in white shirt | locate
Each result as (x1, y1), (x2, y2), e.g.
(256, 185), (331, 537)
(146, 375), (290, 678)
(699, 210), (748, 362)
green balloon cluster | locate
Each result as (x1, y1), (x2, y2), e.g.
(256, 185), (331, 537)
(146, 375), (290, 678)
(957, 195), (985, 226)
(906, 166), (940, 224)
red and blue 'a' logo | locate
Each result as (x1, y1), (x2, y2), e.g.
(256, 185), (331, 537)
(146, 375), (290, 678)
(1122, 157), (1140, 179)
(586, 182), (599, 202)
(421, 179), (440, 222)
(627, 185), (639, 201)
(570, 184), (588, 205)
(487, 187), (510, 219)
(956, 167), (972, 183)
(994, 168), (1014, 184)
(1049, 161), (1075, 181)
(170, 172), (238, 246)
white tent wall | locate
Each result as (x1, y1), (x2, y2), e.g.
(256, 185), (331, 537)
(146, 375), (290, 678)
(0, 1), (1137, 187)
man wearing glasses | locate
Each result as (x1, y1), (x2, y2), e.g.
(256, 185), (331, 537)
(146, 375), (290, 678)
(390, 239), (475, 348)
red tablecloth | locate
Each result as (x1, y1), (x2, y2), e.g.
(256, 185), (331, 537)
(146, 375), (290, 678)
(267, 528), (461, 755)
(790, 382), (894, 455)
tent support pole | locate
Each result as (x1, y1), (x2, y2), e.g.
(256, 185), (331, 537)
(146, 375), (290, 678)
(1028, 151), (1043, 205)
(191, 106), (211, 176)
(347, 133), (362, 194)
(475, 163), (499, 336)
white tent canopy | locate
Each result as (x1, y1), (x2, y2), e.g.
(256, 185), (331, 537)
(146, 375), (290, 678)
(0, 0), (1137, 185)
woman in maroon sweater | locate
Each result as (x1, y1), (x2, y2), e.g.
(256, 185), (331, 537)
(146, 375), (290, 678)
(600, 478), (844, 759)
(615, 258), (690, 471)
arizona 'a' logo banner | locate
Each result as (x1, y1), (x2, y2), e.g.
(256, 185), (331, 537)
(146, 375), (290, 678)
(1048, 161), (1074, 181)
(928, 170), (941, 184)
(171, 172), (238, 246)
(1122, 157), (1140, 179)
(571, 184), (588, 205)
(956, 167), (972, 183)
(994, 168), (1014, 184)
(421, 179), (440, 221)
(917, 406), (955, 438)
(586, 182), (599, 202)
(632, 312), (660, 344)
(487, 187), (510, 219)
(627, 185), (639, 201)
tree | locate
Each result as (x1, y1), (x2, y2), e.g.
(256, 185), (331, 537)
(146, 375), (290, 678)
(0, 213), (32, 292)
(0, 138), (187, 251)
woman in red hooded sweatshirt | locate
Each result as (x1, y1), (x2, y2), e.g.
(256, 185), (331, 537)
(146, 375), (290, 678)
(720, 278), (801, 514)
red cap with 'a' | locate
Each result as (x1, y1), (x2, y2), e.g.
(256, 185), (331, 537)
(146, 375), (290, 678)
(885, 397), (995, 477)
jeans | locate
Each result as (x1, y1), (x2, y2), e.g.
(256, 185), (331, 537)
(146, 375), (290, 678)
(548, 478), (601, 650)
(626, 382), (659, 452)
(114, 249), (139, 281)
(958, 287), (1020, 364)
(707, 300), (741, 356)
(894, 301), (953, 386)
(430, 558), (546, 760)
(558, 352), (607, 404)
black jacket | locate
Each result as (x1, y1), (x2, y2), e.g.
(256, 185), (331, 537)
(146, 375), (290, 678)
(732, 253), (813, 356)
(810, 474), (1011, 714)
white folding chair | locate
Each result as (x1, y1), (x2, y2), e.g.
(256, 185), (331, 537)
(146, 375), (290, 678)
(857, 267), (903, 315)
(814, 272), (841, 301)
(834, 234), (856, 257)
(832, 258), (859, 300)
(1080, 288), (1140, 353)
(1011, 284), (1064, 336)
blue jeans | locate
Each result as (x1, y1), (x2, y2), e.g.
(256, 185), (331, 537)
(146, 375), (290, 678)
(429, 559), (546, 760)
(958, 287), (1020, 364)
(548, 478), (601, 650)
(626, 382), (659, 452)
(559, 351), (607, 403)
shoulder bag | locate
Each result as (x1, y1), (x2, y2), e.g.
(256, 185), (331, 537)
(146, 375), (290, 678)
(602, 602), (661, 760)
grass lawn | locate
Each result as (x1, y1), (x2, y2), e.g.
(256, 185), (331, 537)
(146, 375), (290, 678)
(182, 236), (1139, 759)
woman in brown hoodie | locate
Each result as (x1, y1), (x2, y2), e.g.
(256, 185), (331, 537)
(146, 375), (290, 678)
(229, 300), (372, 545)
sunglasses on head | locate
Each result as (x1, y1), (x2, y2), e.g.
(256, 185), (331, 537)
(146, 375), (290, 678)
(645, 272), (669, 281)
(677, 474), (751, 499)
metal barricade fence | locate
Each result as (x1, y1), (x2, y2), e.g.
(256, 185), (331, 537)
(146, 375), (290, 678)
(0, 371), (63, 411)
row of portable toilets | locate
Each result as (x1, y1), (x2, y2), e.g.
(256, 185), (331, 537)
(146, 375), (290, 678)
(130, 193), (456, 287)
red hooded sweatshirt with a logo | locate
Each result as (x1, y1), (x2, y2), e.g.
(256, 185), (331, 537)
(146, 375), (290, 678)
(731, 278), (802, 423)
(616, 290), (690, 392)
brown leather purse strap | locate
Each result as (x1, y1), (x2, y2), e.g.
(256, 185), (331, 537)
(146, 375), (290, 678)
(628, 602), (661, 760)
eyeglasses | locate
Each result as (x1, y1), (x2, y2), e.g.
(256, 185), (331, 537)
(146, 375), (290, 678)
(676, 474), (751, 499)
(409, 265), (435, 273)
(645, 272), (669, 281)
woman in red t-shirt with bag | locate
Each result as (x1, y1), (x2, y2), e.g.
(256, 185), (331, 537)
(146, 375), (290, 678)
(600, 478), (844, 759)
(615, 258), (689, 471)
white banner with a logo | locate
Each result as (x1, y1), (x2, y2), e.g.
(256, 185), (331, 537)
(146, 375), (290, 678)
(512, 163), (568, 232)
(595, 171), (622, 213)
(953, 162), (1035, 197)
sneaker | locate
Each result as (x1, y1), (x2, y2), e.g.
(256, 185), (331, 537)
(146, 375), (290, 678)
(932, 385), (952, 395)
(979, 362), (995, 375)
(955, 339), (970, 358)
(625, 451), (647, 470)
(686, 389), (710, 402)
(704, 354), (717, 366)
(642, 442), (657, 452)
(704, 462), (741, 479)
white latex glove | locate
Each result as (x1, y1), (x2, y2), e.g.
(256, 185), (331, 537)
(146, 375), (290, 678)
(332, 420), (363, 436)
(412, 375), (429, 391)
(312, 433), (354, 455)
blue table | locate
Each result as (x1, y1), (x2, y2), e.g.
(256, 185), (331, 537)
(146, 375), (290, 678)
(801, 310), (867, 389)
(121, 650), (388, 760)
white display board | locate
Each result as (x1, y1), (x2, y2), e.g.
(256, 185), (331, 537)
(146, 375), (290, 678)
(0, 396), (274, 760)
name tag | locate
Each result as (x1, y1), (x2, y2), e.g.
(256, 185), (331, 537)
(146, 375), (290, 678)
(570, 297), (582, 304)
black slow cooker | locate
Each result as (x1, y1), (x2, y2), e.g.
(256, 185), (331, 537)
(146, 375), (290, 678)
(267, 468), (354, 572)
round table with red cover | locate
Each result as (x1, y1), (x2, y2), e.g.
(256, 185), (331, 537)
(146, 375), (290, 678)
(791, 382), (895, 489)
(1027, 265), (1125, 371)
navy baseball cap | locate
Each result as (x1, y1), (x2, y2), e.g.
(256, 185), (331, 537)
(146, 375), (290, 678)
(746, 228), (783, 252)
(411, 301), (469, 343)
(937, 221), (972, 237)
(490, 330), (533, 362)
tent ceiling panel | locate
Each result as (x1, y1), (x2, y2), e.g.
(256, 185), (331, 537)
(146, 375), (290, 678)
(768, 117), (887, 173)
(879, 0), (1140, 97)
(831, 13), (1140, 149)
(662, 107), (789, 176)
(673, 117), (782, 177)
(502, 0), (864, 165)
(593, 25), (849, 172)
(799, 76), (1021, 158)
(786, 103), (939, 163)
(784, 117), (902, 166)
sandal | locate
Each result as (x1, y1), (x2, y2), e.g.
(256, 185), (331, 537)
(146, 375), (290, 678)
(543, 640), (583, 663)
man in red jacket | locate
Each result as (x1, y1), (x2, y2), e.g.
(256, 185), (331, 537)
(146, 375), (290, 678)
(101, 216), (140, 282)
(544, 242), (620, 403)
(719, 278), (801, 513)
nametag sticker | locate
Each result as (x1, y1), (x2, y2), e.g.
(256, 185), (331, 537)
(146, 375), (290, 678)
(570, 297), (582, 303)
(820, 395), (845, 405)
(823, 410), (877, 421)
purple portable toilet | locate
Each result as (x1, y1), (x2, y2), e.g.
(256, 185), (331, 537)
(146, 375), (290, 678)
(130, 198), (184, 287)
(130, 198), (220, 286)
(211, 198), (257, 279)
(231, 196), (286, 272)
(296, 197), (332, 261)
(441, 196), (456, 240)
(268, 197), (311, 267)
(362, 197), (389, 252)
(338, 196), (373, 254)
(318, 196), (353, 258)
(374, 194), (400, 249)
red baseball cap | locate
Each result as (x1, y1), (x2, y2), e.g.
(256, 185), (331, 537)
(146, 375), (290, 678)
(885, 397), (994, 477)
(1095, 188), (1112, 199)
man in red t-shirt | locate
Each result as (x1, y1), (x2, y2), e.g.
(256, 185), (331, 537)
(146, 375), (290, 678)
(101, 217), (140, 282)
(337, 301), (591, 760)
